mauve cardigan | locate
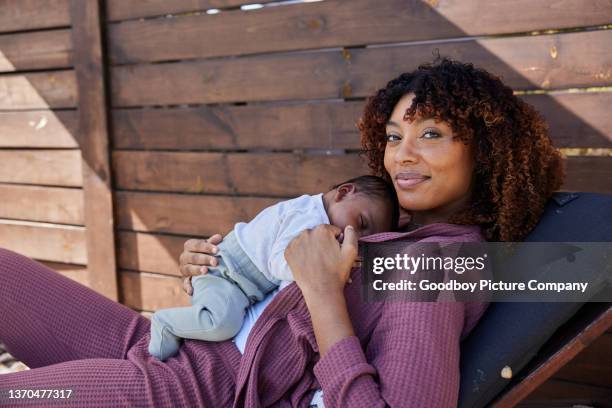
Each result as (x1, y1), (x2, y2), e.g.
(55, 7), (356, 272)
(0, 223), (487, 407)
(228, 222), (489, 407)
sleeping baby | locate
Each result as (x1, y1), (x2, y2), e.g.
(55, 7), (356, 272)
(148, 175), (399, 361)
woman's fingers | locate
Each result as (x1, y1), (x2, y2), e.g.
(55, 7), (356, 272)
(179, 262), (209, 278)
(179, 234), (224, 295)
(179, 252), (218, 267)
(206, 233), (223, 245)
(182, 276), (193, 296)
(341, 225), (359, 284)
(341, 225), (359, 260)
(183, 238), (219, 255)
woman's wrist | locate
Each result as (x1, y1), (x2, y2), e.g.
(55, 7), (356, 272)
(304, 288), (354, 356)
(299, 280), (345, 301)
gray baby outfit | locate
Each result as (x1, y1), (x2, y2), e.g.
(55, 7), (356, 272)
(148, 194), (329, 361)
(148, 231), (277, 361)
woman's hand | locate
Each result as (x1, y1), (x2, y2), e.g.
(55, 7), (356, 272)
(179, 234), (223, 295)
(285, 224), (358, 297)
(285, 224), (359, 356)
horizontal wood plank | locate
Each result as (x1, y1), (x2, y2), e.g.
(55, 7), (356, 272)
(0, 29), (72, 72)
(40, 260), (89, 286)
(108, 0), (612, 63)
(111, 101), (362, 150)
(523, 92), (612, 148)
(115, 191), (278, 236)
(119, 270), (189, 311)
(112, 157), (610, 237)
(0, 70), (77, 109)
(113, 151), (611, 195)
(111, 92), (612, 150)
(346, 30), (612, 97)
(110, 30), (612, 107)
(111, 50), (345, 106)
(113, 151), (369, 195)
(0, 110), (79, 148)
(106, 0), (277, 22)
(118, 231), (186, 276)
(0, 150), (82, 187)
(0, 184), (83, 224)
(0, 219), (86, 264)
(0, 0), (70, 34)
(562, 156), (612, 194)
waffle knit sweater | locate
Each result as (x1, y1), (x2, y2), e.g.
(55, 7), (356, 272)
(0, 223), (488, 407)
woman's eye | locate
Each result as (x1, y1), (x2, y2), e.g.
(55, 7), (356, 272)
(386, 133), (401, 142)
(420, 130), (441, 139)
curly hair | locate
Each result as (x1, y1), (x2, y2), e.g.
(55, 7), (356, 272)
(358, 58), (565, 241)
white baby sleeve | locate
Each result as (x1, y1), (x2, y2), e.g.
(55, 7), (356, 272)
(267, 209), (328, 282)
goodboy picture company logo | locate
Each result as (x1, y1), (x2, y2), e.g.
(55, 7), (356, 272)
(359, 241), (612, 303)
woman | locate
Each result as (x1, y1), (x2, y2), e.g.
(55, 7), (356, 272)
(0, 58), (563, 407)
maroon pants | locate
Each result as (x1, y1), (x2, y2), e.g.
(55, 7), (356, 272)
(0, 248), (241, 407)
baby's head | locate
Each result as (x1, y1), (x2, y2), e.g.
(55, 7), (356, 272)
(323, 175), (399, 238)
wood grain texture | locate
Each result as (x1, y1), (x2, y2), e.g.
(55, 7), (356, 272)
(0, 150), (82, 186)
(112, 151), (611, 195)
(111, 92), (612, 150)
(0, 110), (79, 148)
(0, 70), (77, 109)
(110, 30), (612, 107)
(108, 0), (612, 63)
(0, 219), (86, 264)
(111, 50), (345, 106)
(519, 379), (612, 406)
(345, 30), (612, 97)
(0, 184), (83, 225)
(119, 270), (189, 311)
(113, 151), (370, 195)
(106, 0), (277, 21)
(0, 0), (70, 34)
(70, 0), (118, 301)
(551, 333), (612, 389)
(111, 101), (362, 150)
(115, 191), (278, 236)
(117, 231), (186, 276)
(0, 29), (72, 72)
(523, 92), (612, 148)
(562, 157), (612, 194)
(40, 260), (89, 286)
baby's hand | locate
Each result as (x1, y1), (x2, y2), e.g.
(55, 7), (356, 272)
(179, 234), (223, 295)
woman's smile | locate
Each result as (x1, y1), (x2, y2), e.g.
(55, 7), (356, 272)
(394, 172), (431, 189)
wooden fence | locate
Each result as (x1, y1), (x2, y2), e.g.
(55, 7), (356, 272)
(0, 0), (611, 402)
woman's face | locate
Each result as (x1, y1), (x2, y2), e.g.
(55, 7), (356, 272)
(383, 93), (474, 219)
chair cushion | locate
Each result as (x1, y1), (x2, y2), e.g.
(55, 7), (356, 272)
(458, 192), (612, 408)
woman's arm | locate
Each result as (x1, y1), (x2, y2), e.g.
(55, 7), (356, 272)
(284, 224), (358, 356)
(285, 225), (467, 407)
(314, 302), (465, 407)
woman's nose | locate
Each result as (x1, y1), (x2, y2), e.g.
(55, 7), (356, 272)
(395, 138), (419, 165)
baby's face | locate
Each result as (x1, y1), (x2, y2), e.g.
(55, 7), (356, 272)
(326, 193), (393, 238)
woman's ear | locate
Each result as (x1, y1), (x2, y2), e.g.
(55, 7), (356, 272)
(335, 183), (356, 201)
